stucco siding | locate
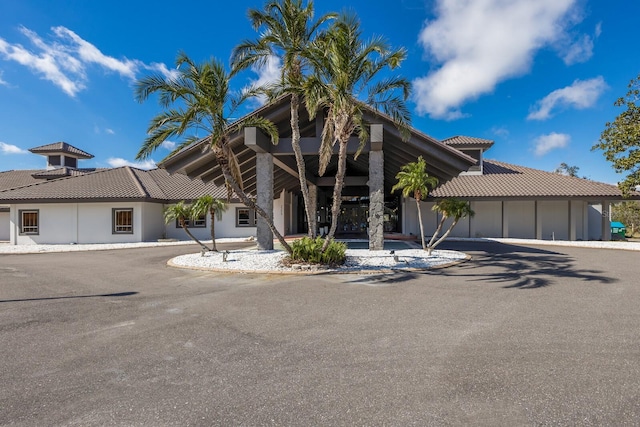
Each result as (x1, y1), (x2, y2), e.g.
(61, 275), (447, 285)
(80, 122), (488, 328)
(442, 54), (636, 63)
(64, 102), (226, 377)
(505, 201), (535, 239)
(470, 201), (502, 238)
(164, 202), (257, 241)
(141, 203), (165, 242)
(539, 201), (569, 240)
(0, 210), (9, 241)
(76, 203), (143, 244)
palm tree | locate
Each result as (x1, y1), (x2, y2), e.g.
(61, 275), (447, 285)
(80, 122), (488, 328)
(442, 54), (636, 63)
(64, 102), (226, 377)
(426, 198), (475, 255)
(164, 201), (210, 252)
(232, 0), (335, 238)
(135, 52), (293, 255)
(302, 13), (411, 251)
(391, 156), (438, 250)
(192, 195), (227, 252)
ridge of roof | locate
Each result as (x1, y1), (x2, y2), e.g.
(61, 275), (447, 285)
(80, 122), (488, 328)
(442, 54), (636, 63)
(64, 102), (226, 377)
(28, 142), (94, 159)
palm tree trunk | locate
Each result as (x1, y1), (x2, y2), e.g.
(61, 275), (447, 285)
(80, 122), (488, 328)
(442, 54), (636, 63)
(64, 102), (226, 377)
(322, 138), (349, 252)
(181, 221), (210, 252)
(209, 208), (217, 252)
(290, 93), (316, 238)
(214, 144), (293, 255)
(427, 218), (459, 256)
(416, 199), (427, 250)
(428, 216), (446, 249)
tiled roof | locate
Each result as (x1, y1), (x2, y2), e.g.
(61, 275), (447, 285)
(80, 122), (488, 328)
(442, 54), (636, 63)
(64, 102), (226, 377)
(431, 160), (639, 199)
(0, 167), (227, 203)
(442, 135), (494, 148)
(29, 142), (94, 159)
(30, 167), (98, 179)
(0, 170), (43, 191)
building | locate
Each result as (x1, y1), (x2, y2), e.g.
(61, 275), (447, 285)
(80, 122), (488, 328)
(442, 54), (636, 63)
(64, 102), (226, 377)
(2, 98), (638, 246)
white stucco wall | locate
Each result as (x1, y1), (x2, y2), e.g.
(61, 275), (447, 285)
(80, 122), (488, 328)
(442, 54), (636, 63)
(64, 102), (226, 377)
(470, 201), (502, 238)
(8, 202), (165, 245)
(539, 201), (569, 241)
(0, 210), (9, 241)
(588, 203), (608, 240)
(504, 201), (536, 239)
(141, 203), (165, 241)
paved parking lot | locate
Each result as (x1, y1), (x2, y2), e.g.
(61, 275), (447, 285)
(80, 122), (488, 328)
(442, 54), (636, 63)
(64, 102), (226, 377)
(1, 241), (639, 426)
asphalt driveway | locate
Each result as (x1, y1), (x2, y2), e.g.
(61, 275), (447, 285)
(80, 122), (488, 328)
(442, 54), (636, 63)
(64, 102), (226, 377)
(1, 241), (639, 426)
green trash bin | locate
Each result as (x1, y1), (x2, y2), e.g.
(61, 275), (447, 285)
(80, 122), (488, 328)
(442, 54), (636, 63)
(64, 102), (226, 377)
(611, 221), (626, 240)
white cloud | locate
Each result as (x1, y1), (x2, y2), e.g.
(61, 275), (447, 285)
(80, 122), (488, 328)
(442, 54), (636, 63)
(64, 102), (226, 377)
(0, 141), (28, 154)
(527, 77), (607, 120)
(558, 22), (602, 65)
(413, 0), (583, 119)
(161, 140), (176, 150)
(247, 55), (282, 106)
(533, 132), (570, 156)
(107, 157), (156, 170)
(105, 128), (115, 135)
(0, 70), (8, 86)
(0, 26), (173, 97)
(491, 126), (510, 138)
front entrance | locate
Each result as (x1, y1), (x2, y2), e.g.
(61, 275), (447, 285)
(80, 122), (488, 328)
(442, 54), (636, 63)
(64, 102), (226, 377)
(296, 193), (401, 236)
(337, 201), (369, 237)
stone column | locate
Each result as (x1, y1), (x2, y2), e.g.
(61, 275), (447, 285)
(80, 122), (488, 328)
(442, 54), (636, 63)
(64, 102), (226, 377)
(256, 152), (274, 250)
(368, 124), (384, 251)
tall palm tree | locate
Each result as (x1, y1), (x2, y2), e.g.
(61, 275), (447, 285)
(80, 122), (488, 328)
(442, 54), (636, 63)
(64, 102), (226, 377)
(427, 198), (475, 255)
(232, 0), (335, 238)
(302, 13), (411, 251)
(192, 195), (227, 252)
(164, 201), (210, 252)
(135, 52), (292, 254)
(391, 156), (438, 250)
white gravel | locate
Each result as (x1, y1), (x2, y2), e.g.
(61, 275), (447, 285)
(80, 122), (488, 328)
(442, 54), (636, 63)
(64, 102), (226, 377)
(169, 248), (469, 273)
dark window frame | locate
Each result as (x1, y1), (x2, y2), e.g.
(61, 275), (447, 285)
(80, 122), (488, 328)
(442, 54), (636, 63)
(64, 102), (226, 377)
(19, 209), (39, 235)
(175, 214), (206, 228)
(112, 208), (134, 234)
(235, 207), (257, 227)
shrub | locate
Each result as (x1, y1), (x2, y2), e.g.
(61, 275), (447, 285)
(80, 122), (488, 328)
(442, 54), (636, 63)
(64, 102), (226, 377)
(290, 237), (347, 265)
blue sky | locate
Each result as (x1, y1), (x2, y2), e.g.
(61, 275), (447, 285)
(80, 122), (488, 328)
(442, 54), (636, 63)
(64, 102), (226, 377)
(0, 0), (637, 184)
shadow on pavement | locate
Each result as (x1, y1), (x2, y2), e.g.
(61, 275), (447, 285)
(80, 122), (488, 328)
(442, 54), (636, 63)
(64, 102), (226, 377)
(431, 241), (617, 289)
(0, 291), (138, 303)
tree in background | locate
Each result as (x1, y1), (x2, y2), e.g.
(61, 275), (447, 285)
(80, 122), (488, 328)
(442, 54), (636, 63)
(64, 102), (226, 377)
(192, 195), (227, 252)
(164, 201), (210, 252)
(612, 201), (640, 236)
(135, 52), (292, 255)
(303, 13), (411, 251)
(426, 199), (475, 256)
(554, 162), (580, 177)
(232, 0), (335, 239)
(593, 74), (640, 196)
(391, 156), (438, 250)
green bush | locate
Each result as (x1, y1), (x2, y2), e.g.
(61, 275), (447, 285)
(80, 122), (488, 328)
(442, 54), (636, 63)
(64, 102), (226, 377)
(290, 237), (347, 265)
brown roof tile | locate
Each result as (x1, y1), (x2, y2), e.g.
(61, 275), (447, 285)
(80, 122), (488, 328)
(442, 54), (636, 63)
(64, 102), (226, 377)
(442, 135), (494, 149)
(29, 142), (94, 159)
(432, 160), (639, 199)
(0, 167), (227, 203)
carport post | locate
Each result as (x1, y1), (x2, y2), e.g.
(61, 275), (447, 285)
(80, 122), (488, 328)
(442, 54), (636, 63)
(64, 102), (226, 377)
(256, 152), (274, 250)
(368, 124), (384, 251)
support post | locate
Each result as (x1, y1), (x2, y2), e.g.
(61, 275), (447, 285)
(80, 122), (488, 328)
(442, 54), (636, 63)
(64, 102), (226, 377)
(368, 124), (384, 251)
(601, 200), (611, 241)
(256, 152), (274, 250)
(502, 201), (509, 238)
(535, 201), (542, 240)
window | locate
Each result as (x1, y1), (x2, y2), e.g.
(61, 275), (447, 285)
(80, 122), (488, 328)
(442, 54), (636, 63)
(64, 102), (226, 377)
(236, 208), (257, 227)
(19, 210), (39, 235)
(48, 155), (61, 166)
(176, 214), (206, 228)
(113, 208), (133, 234)
(64, 157), (77, 168)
